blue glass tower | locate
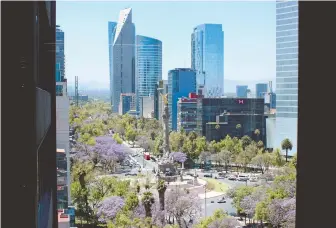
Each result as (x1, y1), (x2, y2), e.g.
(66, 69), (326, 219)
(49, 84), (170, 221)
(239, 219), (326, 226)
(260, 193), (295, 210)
(256, 83), (268, 98)
(56, 25), (64, 82)
(236, 85), (248, 98)
(191, 24), (224, 97)
(168, 68), (196, 131)
(275, 0), (298, 154)
(136, 35), (162, 112)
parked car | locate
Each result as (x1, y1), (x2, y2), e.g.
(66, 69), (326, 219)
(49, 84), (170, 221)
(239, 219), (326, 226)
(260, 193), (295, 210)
(237, 175), (249, 181)
(125, 173), (137, 176)
(228, 175), (237, 181)
(249, 177), (258, 182)
(203, 173), (213, 178)
(217, 197), (226, 203)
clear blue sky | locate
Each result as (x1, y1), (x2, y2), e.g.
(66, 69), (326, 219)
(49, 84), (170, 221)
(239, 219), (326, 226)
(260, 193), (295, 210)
(57, 1), (275, 89)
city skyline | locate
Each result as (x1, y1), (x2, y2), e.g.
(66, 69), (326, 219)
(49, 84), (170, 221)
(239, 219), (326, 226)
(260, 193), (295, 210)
(56, 1), (275, 85)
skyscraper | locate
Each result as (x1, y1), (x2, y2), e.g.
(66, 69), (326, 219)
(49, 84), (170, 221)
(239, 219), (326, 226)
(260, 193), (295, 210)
(109, 8), (135, 113)
(136, 35), (162, 112)
(256, 83), (268, 98)
(236, 85), (248, 98)
(56, 25), (64, 83)
(56, 25), (70, 207)
(168, 68), (196, 131)
(275, 0), (298, 154)
(191, 24), (224, 97)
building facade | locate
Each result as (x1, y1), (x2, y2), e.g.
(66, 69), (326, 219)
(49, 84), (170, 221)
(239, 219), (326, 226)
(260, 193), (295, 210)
(205, 112), (265, 143)
(177, 93), (200, 133)
(236, 85), (248, 98)
(168, 68), (196, 131)
(191, 24), (224, 97)
(275, 0), (298, 154)
(119, 93), (136, 115)
(136, 35), (162, 112)
(56, 25), (65, 82)
(109, 8), (136, 113)
(56, 80), (70, 206)
(256, 83), (268, 98)
(197, 98), (265, 138)
(140, 95), (155, 118)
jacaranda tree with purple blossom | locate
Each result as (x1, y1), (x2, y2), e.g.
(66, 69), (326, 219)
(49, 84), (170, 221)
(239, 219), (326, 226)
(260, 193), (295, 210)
(96, 196), (125, 223)
(268, 197), (296, 228)
(170, 151), (187, 164)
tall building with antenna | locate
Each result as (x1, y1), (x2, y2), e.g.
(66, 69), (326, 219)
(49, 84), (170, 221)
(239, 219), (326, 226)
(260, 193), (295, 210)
(108, 8), (136, 113)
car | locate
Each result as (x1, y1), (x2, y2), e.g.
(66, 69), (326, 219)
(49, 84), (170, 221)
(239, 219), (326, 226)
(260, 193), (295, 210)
(125, 173), (137, 176)
(215, 176), (224, 179)
(228, 175), (237, 180)
(186, 172), (194, 176)
(237, 175), (249, 181)
(203, 173), (213, 178)
(249, 177), (258, 182)
(217, 197), (226, 203)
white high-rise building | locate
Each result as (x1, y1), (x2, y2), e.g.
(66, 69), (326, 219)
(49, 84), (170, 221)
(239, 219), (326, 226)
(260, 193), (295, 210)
(109, 8), (136, 113)
(275, 1), (298, 154)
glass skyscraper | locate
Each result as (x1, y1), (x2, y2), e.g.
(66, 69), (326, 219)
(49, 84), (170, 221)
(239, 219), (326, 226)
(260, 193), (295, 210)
(236, 85), (248, 98)
(191, 24), (224, 98)
(56, 25), (64, 83)
(256, 83), (268, 98)
(168, 68), (196, 131)
(136, 35), (162, 112)
(275, 0), (298, 154)
(108, 8), (135, 113)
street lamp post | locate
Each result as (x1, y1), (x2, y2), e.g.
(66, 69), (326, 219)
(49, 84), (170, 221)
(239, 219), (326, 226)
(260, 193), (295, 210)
(204, 184), (207, 218)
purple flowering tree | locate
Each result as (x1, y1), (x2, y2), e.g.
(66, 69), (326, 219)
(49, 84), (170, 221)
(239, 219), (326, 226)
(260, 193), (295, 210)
(170, 151), (187, 169)
(240, 187), (267, 223)
(165, 188), (201, 227)
(96, 196), (125, 223)
(268, 197), (296, 228)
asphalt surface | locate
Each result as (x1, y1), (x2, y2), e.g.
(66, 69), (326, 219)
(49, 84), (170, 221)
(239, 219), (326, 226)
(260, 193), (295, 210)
(200, 196), (236, 217)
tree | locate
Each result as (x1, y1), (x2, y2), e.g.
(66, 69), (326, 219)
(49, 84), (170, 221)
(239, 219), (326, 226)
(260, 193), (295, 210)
(141, 191), (155, 217)
(125, 126), (138, 147)
(157, 180), (167, 211)
(272, 148), (285, 167)
(195, 209), (227, 228)
(96, 196), (125, 223)
(268, 197), (296, 228)
(170, 151), (187, 164)
(112, 133), (123, 144)
(281, 138), (293, 162)
(219, 150), (233, 173)
(165, 188), (201, 227)
(241, 135), (252, 150)
(236, 124), (242, 137)
(257, 140), (264, 150)
(199, 151), (211, 167)
(137, 135), (150, 152)
(195, 136), (207, 158)
(254, 129), (260, 141)
(226, 185), (254, 215)
(188, 131), (198, 141)
(170, 131), (185, 152)
(124, 192), (139, 211)
(290, 153), (297, 169)
(251, 152), (272, 174)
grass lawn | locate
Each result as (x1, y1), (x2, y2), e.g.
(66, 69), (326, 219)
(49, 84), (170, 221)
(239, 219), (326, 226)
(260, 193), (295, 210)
(202, 178), (229, 193)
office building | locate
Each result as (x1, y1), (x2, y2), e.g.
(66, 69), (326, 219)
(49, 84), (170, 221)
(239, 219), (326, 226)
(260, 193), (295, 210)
(196, 98), (265, 141)
(206, 112), (265, 143)
(275, 0), (298, 154)
(191, 24), (224, 97)
(2, 2), (58, 227)
(136, 35), (162, 112)
(236, 85), (248, 98)
(177, 93), (201, 133)
(56, 25), (65, 82)
(256, 83), (268, 98)
(168, 68), (197, 130)
(56, 79), (70, 206)
(119, 93), (136, 115)
(140, 95), (155, 118)
(109, 8), (136, 113)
